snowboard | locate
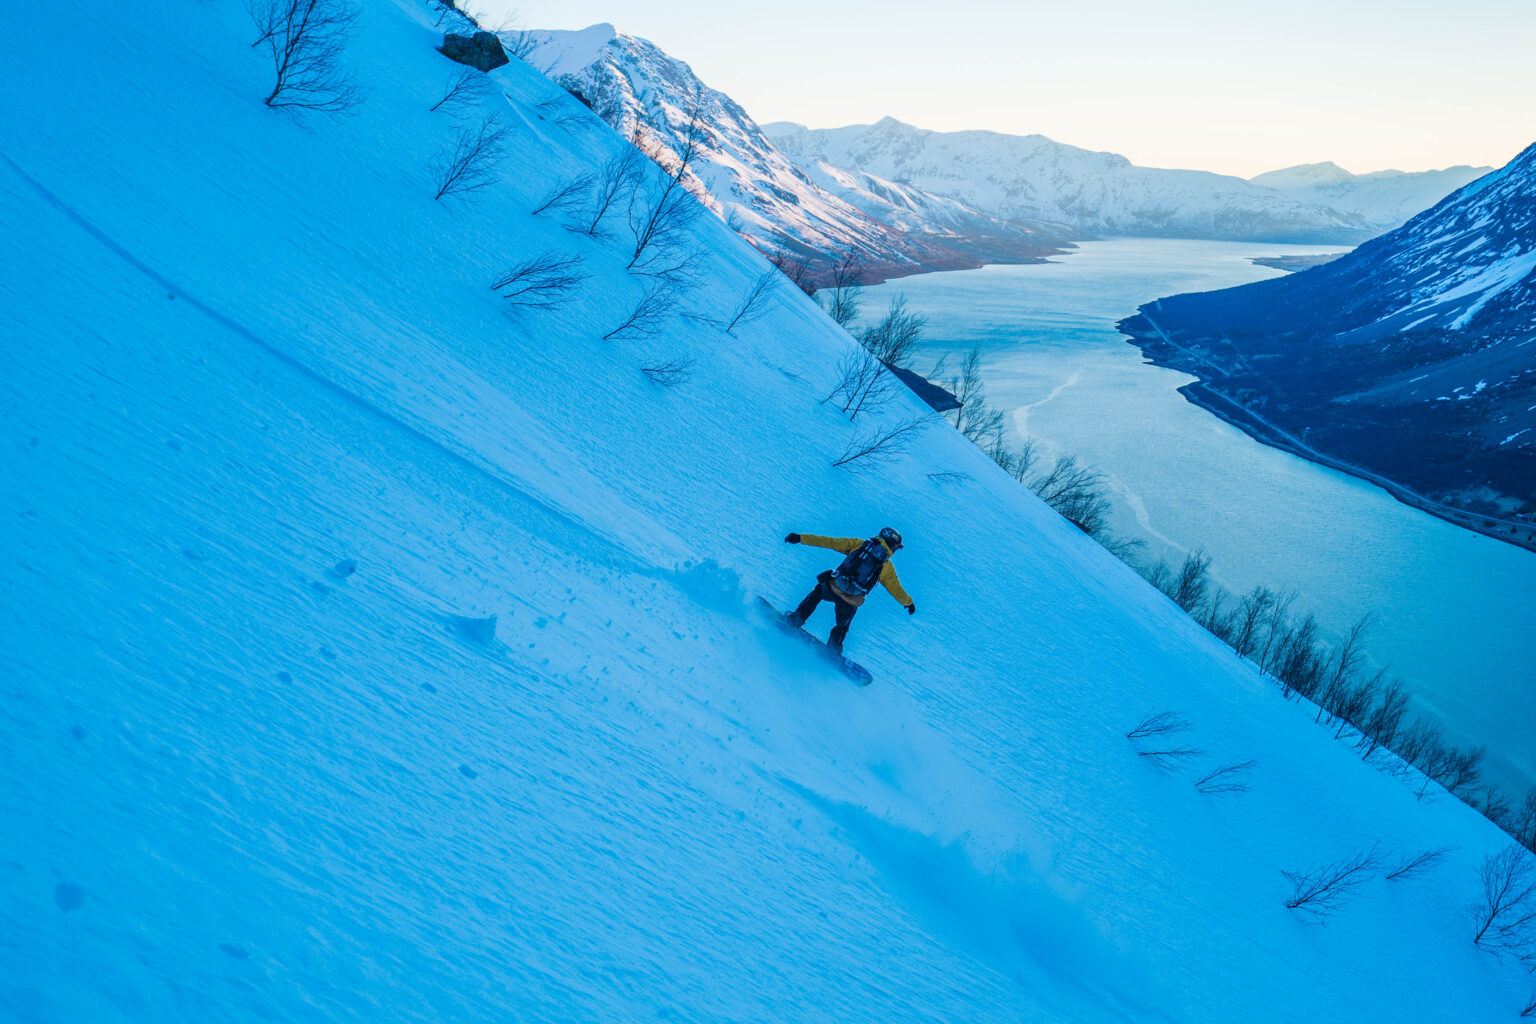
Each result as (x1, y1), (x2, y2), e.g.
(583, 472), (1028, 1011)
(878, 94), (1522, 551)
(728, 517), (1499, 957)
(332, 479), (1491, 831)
(756, 597), (874, 686)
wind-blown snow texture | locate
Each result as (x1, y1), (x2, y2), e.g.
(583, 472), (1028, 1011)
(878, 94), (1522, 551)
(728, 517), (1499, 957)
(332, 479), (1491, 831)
(2, 2), (1531, 1022)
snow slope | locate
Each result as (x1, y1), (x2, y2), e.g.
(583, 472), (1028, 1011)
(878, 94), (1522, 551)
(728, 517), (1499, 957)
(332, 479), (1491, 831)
(2, 2), (1532, 1022)
(767, 118), (1374, 244)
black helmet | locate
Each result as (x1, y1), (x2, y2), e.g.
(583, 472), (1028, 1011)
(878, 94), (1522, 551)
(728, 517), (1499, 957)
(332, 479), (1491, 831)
(878, 527), (903, 551)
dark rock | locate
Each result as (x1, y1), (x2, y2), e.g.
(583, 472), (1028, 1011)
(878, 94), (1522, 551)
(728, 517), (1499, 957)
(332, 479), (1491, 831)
(439, 32), (509, 72)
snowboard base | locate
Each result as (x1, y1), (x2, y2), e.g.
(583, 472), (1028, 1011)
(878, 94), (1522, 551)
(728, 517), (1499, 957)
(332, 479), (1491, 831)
(757, 597), (873, 686)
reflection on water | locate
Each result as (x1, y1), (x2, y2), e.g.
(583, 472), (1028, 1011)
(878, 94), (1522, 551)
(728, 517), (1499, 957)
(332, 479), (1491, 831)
(862, 239), (1536, 797)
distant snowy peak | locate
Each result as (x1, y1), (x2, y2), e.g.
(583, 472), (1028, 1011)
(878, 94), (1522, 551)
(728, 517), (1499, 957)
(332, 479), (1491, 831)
(519, 29), (1064, 281)
(767, 119), (1372, 244)
(1251, 161), (1493, 230)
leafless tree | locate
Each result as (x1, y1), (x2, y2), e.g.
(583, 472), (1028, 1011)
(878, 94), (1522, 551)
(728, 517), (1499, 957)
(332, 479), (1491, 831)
(1283, 848), (1381, 917)
(1228, 585), (1277, 660)
(1472, 847), (1536, 958)
(502, 28), (538, 60)
(859, 296), (926, 369)
(530, 172), (595, 217)
(1511, 790), (1536, 853)
(833, 417), (927, 468)
(1356, 679), (1409, 760)
(490, 251), (587, 308)
(431, 116), (514, 200)
(1126, 711), (1190, 740)
(250, 0), (362, 114)
(1195, 760), (1256, 794)
(578, 148), (643, 236)
(640, 357), (695, 387)
(429, 66), (490, 113)
(820, 251), (863, 327)
(767, 247), (817, 295)
(603, 283), (678, 341)
(1385, 847), (1454, 881)
(627, 112), (706, 271)
(1314, 615), (1372, 723)
(947, 347), (989, 438)
(823, 349), (899, 422)
(1030, 455), (1113, 538)
(722, 270), (778, 336)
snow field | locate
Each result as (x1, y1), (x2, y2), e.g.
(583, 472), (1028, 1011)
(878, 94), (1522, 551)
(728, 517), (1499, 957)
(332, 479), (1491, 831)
(1, 1), (1532, 1021)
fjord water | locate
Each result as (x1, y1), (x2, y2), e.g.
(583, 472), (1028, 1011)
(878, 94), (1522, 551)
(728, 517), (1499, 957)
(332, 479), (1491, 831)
(863, 239), (1536, 797)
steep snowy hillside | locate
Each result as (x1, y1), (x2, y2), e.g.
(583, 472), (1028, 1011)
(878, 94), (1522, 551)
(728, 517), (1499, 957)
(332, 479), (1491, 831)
(1251, 161), (1492, 231)
(768, 118), (1374, 244)
(521, 25), (1066, 282)
(1123, 144), (1536, 517)
(3, 2), (1534, 1022)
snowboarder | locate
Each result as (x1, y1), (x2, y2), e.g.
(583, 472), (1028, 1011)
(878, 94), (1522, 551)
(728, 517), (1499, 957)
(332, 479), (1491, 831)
(782, 527), (915, 654)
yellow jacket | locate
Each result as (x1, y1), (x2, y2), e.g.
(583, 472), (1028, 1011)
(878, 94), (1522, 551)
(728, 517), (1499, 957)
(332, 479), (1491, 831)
(797, 534), (913, 609)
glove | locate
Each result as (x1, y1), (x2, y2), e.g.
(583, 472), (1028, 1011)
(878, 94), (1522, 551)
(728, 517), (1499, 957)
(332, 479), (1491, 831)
(907, 603), (916, 615)
(784, 533), (801, 544)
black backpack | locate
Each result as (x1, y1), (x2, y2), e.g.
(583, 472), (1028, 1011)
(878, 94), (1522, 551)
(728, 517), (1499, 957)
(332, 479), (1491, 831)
(832, 538), (890, 597)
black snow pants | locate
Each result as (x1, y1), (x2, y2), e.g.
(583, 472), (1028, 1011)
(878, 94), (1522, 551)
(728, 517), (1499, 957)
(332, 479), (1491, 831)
(791, 570), (858, 652)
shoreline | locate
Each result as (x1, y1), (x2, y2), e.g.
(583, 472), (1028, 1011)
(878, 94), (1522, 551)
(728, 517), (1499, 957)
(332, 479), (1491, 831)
(1121, 321), (1536, 555)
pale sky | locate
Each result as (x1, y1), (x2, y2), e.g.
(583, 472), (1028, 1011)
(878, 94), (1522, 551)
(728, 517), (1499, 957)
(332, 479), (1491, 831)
(485, 0), (1533, 178)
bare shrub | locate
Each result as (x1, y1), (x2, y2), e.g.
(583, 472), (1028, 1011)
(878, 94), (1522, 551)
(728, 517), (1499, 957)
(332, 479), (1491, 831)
(578, 148), (644, 235)
(820, 251), (862, 328)
(534, 95), (585, 131)
(1195, 760), (1256, 795)
(859, 296), (926, 369)
(767, 247), (816, 295)
(1030, 455), (1113, 538)
(640, 358), (695, 387)
(627, 111), (706, 271)
(530, 172), (595, 217)
(1385, 847), (1455, 881)
(823, 349), (898, 422)
(1356, 679), (1409, 760)
(833, 417), (927, 469)
(603, 283), (677, 341)
(429, 66), (489, 113)
(502, 28), (538, 61)
(490, 251), (587, 308)
(1137, 747), (1205, 770)
(1472, 847), (1536, 959)
(1126, 711), (1190, 740)
(250, 0), (362, 114)
(432, 116), (514, 200)
(722, 270), (778, 336)
(1283, 848), (1381, 916)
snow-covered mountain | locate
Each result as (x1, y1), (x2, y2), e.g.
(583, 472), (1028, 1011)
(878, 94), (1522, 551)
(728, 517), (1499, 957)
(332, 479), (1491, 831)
(522, 25), (1066, 282)
(4, 1), (1534, 1021)
(768, 118), (1378, 244)
(1123, 144), (1536, 510)
(1251, 161), (1493, 231)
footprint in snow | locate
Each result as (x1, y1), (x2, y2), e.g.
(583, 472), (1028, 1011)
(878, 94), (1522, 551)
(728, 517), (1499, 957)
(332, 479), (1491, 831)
(69, 726), (85, 741)
(458, 765), (478, 779)
(219, 944), (249, 959)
